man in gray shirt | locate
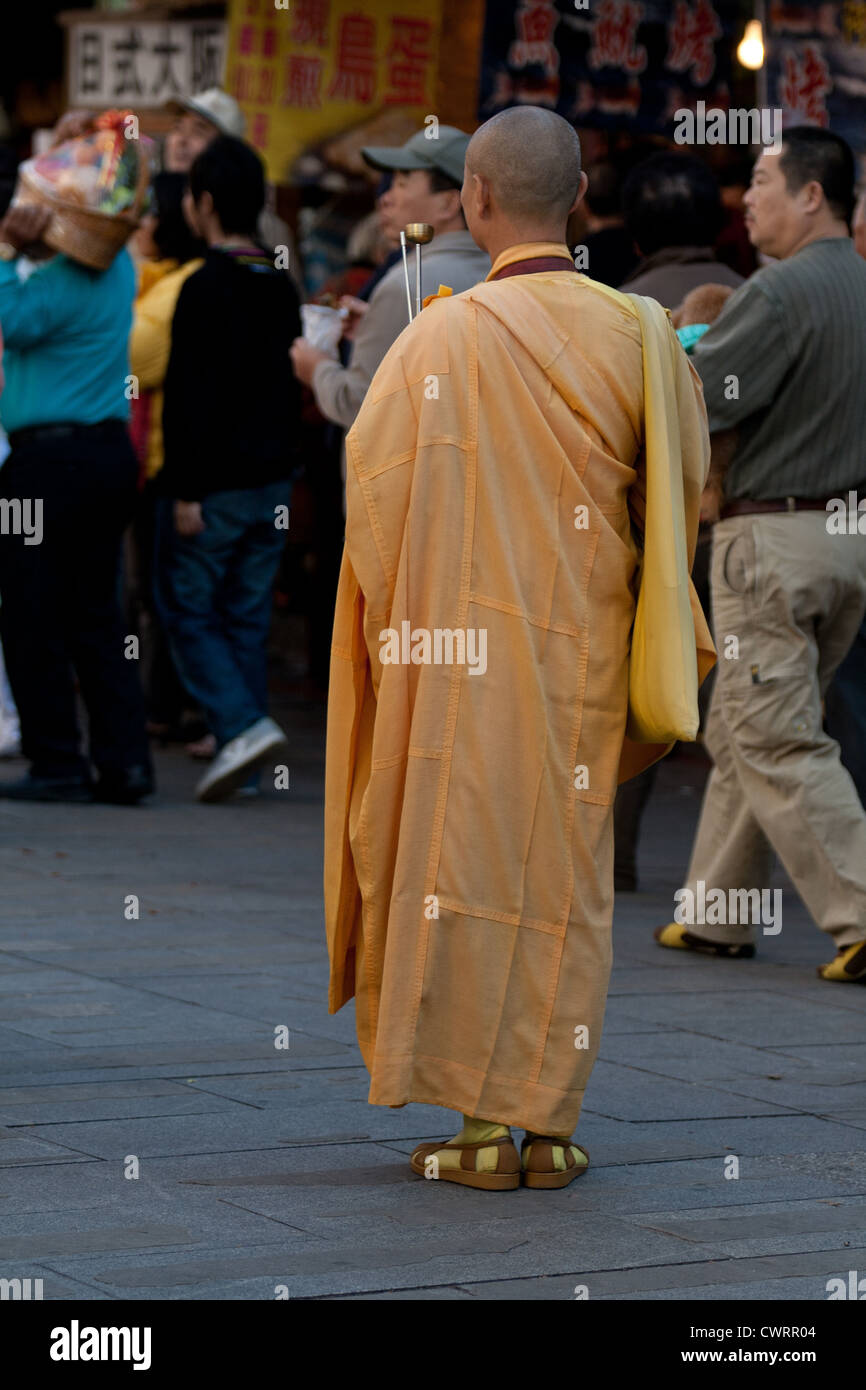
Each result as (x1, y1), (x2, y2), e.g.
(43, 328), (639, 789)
(656, 127), (866, 982)
(290, 127), (490, 432)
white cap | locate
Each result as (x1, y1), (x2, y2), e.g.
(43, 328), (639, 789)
(166, 88), (246, 140)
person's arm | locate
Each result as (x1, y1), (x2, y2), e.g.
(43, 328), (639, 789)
(160, 270), (212, 503)
(0, 256), (77, 351)
(311, 275), (408, 432)
(691, 279), (792, 434)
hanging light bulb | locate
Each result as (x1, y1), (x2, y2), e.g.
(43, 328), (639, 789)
(737, 19), (765, 70)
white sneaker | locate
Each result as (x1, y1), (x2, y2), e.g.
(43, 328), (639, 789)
(195, 717), (288, 803)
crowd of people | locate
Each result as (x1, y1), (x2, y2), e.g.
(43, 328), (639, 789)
(1, 88), (865, 1184)
(0, 95), (861, 870)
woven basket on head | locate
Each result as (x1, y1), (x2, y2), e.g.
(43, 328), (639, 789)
(16, 146), (151, 271)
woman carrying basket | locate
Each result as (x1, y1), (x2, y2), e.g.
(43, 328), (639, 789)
(0, 112), (154, 804)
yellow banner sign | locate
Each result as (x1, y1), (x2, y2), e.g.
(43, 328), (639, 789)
(225, 0), (443, 182)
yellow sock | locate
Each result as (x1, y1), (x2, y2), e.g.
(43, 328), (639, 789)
(523, 1133), (588, 1172)
(433, 1115), (510, 1173)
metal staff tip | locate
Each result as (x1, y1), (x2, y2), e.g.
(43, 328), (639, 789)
(403, 224), (435, 319)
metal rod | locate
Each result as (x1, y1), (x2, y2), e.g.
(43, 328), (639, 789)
(400, 230), (413, 322)
(415, 242), (422, 318)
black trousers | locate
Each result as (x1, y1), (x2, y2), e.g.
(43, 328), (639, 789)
(0, 421), (151, 779)
(125, 477), (195, 727)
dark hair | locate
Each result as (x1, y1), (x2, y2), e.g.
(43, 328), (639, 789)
(427, 167), (466, 225)
(778, 126), (856, 224)
(150, 171), (205, 262)
(584, 160), (623, 219)
(188, 135), (265, 236)
(622, 152), (723, 255)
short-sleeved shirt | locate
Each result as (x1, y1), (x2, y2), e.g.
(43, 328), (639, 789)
(691, 236), (866, 499)
(0, 249), (135, 436)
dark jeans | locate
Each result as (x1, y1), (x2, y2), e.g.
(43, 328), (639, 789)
(154, 481), (290, 748)
(0, 421), (151, 779)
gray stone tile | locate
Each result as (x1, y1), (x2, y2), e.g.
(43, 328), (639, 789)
(448, 1245), (866, 1300)
(0, 1127), (100, 1168)
(0, 1039), (355, 1090)
(184, 1067), (367, 1107)
(4, 722), (865, 1298)
(23, 1098), (458, 1159)
(604, 990), (866, 1046)
(630, 1196), (866, 1250)
(0, 1076), (249, 1125)
(583, 1060), (796, 1122)
(598, 1031), (821, 1083)
(333, 1286), (476, 1300)
(43, 1215), (713, 1298)
(713, 1079), (866, 1113)
(780, 1043), (866, 1069)
(0, 1224), (196, 1260)
(0, 1142), (406, 1216)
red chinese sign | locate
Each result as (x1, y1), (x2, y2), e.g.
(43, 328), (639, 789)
(666, 0), (722, 86)
(225, 0), (441, 180)
(780, 42), (832, 125)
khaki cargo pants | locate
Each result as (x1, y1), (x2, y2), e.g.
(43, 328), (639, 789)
(681, 510), (866, 947)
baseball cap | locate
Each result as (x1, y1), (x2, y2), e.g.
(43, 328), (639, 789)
(165, 88), (246, 140)
(361, 125), (470, 186)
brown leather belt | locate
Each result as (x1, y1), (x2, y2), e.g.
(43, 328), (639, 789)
(720, 496), (834, 519)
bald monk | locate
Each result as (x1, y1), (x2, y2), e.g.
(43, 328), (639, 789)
(324, 107), (714, 1190)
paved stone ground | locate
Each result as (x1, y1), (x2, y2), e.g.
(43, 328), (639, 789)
(1, 700), (864, 1302)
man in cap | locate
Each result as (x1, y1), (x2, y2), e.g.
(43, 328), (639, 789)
(163, 89), (299, 287)
(323, 107), (713, 1190)
(163, 88), (246, 173)
(289, 126), (489, 432)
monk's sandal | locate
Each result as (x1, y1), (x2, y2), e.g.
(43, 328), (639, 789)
(521, 1134), (589, 1189)
(817, 940), (866, 982)
(654, 922), (755, 959)
(409, 1134), (520, 1190)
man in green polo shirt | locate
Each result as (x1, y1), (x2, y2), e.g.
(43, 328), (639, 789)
(656, 128), (866, 981)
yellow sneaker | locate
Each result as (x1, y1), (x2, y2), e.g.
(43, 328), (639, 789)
(654, 922), (755, 958)
(817, 941), (866, 981)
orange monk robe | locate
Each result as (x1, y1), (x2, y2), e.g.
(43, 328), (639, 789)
(324, 242), (714, 1136)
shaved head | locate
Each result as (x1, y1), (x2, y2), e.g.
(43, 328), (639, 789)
(466, 107), (583, 222)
